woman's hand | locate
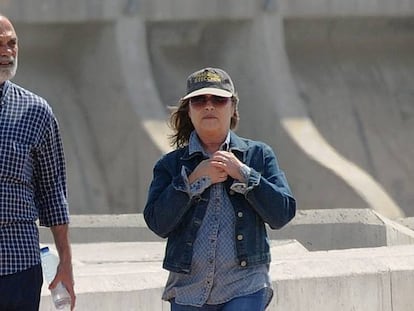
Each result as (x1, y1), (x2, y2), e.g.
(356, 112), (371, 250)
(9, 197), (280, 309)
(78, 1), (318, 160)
(210, 151), (246, 182)
(189, 158), (229, 185)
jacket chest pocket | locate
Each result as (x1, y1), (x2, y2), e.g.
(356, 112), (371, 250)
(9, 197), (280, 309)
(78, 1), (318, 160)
(0, 140), (34, 183)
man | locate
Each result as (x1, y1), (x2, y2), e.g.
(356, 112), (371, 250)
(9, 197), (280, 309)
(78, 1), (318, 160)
(0, 14), (76, 310)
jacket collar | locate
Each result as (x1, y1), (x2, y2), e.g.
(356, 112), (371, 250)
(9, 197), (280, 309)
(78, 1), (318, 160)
(227, 131), (249, 153)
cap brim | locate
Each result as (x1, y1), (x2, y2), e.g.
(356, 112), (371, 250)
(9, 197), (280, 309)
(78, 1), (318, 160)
(182, 87), (233, 100)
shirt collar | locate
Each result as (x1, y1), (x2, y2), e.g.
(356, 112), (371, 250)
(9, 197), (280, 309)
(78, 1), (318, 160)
(188, 131), (231, 156)
(0, 81), (9, 106)
(222, 132), (231, 151)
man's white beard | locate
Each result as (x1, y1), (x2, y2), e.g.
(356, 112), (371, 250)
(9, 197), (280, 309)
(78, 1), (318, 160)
(0, 57), (18, 82)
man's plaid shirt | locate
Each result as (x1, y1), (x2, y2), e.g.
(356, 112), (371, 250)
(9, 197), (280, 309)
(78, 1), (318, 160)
(0, 80), (69, 276)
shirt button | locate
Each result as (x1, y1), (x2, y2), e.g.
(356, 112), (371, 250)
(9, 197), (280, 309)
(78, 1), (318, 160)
(237, 212), (243, 218)
(240, 260), (247, 267)
(237, 234), (243, 241)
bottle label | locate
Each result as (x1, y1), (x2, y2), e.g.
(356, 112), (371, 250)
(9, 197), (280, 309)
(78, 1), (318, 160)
(40, 247), (59, 284)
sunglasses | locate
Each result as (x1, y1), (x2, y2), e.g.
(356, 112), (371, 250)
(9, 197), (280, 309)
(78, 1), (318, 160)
(189, 95), (230, 109)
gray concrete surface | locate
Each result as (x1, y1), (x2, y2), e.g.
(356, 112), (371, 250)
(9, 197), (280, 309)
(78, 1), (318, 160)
(39, 209), (414, 249)
(39, 238), (414, 310)
(2, 0), (413, 217)
(284, 17), (414, 216)
(397, 217), (414, 231)
(2, 1), (414, 310)
(37, 209), (414, 310)
(279, 0), (414, 17)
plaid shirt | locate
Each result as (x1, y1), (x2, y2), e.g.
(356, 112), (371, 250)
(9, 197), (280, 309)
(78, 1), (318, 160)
(0, 80), (69, 276)
(163, 132), (272, 307)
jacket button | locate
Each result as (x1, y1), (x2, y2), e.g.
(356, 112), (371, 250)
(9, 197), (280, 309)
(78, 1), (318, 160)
(240, 260), (247, 267)
(237, 212), (243, 218)
(237, 234), (243, 241)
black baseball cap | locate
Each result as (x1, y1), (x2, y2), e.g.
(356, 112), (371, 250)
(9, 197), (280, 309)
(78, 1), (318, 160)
(182, 67), (235, 100)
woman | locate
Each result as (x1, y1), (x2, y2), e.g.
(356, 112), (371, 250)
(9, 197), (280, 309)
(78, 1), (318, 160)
(144, 67), (296, 310)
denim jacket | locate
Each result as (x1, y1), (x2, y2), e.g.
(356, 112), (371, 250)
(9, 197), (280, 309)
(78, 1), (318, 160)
(144, 131), (296, 274)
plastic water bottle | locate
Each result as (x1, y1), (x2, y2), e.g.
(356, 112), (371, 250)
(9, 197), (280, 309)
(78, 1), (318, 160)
(40, 247), (71, 310)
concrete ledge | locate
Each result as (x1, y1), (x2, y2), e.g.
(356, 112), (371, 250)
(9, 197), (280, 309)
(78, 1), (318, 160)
(39, 240), (307, 266)
(279, 0), (414, 17)
(39, 214), (163, 244)
(40, 243), (414, 311)
(270, 245), (414, 310)
(38, 210), (414, 310)
(271, 209), (414, 250)
(396, 217), (414, 231)
(39, 209), (414, 251)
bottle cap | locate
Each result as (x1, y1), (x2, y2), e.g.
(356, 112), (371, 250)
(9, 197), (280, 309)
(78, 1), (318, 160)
(40, 246), (50, 253)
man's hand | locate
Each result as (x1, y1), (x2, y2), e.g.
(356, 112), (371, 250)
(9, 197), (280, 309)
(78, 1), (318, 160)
(50, 224), (76, 310)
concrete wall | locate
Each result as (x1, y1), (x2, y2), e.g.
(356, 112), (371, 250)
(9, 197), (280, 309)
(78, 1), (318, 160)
(2, 1), (412, 310)
(2, 1), (413, 217)
(38, 209), (414, 310)
(37, 209), (414, 310)
(39, 239), (414, 311)
(284, 17), (414, 216)
(279, 0), (414, 17)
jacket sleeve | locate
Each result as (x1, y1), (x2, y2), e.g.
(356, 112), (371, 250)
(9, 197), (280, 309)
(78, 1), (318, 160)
(244, 144), (296, 229)
(143, 156), (195, 238)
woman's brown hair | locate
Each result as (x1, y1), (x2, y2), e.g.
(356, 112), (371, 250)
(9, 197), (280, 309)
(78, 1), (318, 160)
(168, 95), (240, 148)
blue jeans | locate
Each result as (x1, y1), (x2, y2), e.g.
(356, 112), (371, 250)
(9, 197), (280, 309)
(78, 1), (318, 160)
(170, 288), (267, 311)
